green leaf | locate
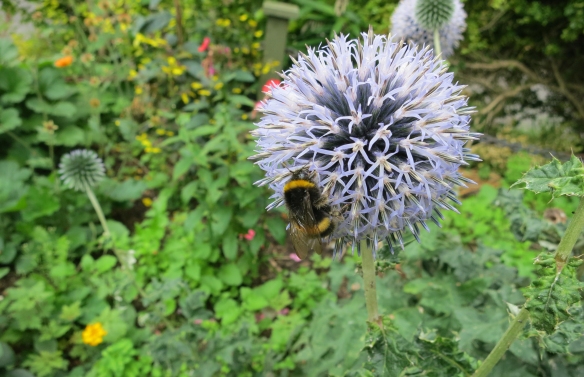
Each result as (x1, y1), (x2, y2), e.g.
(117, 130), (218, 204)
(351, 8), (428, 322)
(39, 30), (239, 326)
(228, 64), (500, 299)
(100, 178), (147, 201)
(218, 263), (243, 286)
(362, 318), (415, 376)
(94, 255), (118, 273)
(59, 301), (82, 322)
(523, 253), (584, 334)
(0, 107), (22, 133)
(511, 155), (584, 198)
(241, 287), (269, 311)
(20, 184), (60, 221)
(0, 39), (19, 65)
(266, 216), (287, 244)
(0, 66), (33, 104)
(0, 161), (31, 213)
(222, 231), (238, 259)
(214, 297), (243, 325)
(0, 267), (9, 279)
(0, 341), (15, 367)
(233, 70), (255, 82)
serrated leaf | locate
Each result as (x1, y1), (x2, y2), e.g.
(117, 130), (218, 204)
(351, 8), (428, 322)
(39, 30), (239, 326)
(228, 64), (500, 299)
(523, 253), (584, 334)
(511, 155), (584, 198)
(0, 66), (33, 104)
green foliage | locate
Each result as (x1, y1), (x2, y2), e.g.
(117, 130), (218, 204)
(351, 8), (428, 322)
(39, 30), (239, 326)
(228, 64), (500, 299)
(523, 253), (584, 335)
(512, 155), (584, 198)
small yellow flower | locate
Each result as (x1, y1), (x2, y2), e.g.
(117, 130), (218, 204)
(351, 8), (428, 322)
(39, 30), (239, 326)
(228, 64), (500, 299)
(166, 131), (174, 136)
(248, 20), (257, 28)
(232, 88), (242, 94)
(241, 47), (250, 54)
(239, 14), (248, 22)
(135, 87), (143, 95)
(43, 120), (59, 134)
(191, 82), (203, 90)
(241, 114), (249, 120)
(251, 42), (261, 50)
(181, 93), (189, 104)
(142, 197), (153, 207)
(155, 129), (166, 135)
(198, 89), (211, 96)
(151, 147), (161, 153)
(254, 30), (263, 38)
(128, 69), (138, 80)
(115, 120), (121, 126)
(234, 47), (240, 53)
(214, 82), (224, 90)
(82, 323), (107, 346)
(212, 75), (219, 82)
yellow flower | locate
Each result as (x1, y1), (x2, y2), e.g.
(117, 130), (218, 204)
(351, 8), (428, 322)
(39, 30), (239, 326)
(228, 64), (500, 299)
(142, 197), (153, 207)
(128, 69), (138, 80)
(252, 42), (261, 50)
(191, 82), (203, 90)
(241, 114), (249, 120)
(166, 131), (174, 136)
(241, 47), (250, 54)
(135, 87), (143, 95)
(254, 30), (263, 38)
(151, 147), (161, 153)
(155, 129), (166, 135)
(214, 82), (224, 90)
(198, 89), (211, 96)
(234, 47), (240, 53)
(239, 14), (248, 22)
(82, 323), (107, 346)
(115, 120), (121, 126)
(232, 88), (242, 94)
(181, 93), (189, 104)
(248, 20), (257, 28)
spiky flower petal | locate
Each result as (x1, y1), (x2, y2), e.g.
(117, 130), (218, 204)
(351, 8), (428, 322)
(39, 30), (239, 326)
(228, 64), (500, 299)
(391, 0), (467, 59)
(59, 149), (106, 191)
(251, 30), (479, 255)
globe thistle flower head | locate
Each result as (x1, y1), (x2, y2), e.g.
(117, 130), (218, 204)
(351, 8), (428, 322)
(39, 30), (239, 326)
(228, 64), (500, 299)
(391, 0), (467, 59)
(59, 149), (106, 191)
(250, 29), (480, 256)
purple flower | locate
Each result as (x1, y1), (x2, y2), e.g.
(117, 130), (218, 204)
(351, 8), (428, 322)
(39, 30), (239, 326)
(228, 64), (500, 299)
(251, 30), (479, 255)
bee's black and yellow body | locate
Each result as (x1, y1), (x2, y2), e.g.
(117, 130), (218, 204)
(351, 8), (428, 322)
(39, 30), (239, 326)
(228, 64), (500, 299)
(282, 170), (335, 258)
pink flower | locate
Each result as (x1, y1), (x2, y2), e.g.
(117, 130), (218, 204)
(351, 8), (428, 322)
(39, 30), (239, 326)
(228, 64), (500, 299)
(279, 308), (290, 316)
(243, 229), (256, 241)
(262, 79), (281, 93)
(208, 65), (216, 76)
(290, 253), (302, 262)
(198, 37), (211, 52)
(193, 319), (203, 325)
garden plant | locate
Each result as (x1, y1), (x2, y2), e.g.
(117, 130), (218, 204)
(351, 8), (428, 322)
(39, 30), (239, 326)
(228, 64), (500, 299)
(0, 0), (583, 376)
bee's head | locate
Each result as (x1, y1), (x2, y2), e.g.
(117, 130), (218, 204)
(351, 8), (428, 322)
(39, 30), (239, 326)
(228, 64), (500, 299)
(290, 167), (316, 183)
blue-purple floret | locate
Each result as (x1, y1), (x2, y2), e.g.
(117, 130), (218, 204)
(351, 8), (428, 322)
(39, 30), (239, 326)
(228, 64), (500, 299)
(391, 0), (467, 59)
(251, 30), (480, 255)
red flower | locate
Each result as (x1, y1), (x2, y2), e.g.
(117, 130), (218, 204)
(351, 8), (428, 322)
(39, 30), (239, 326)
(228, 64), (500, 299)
(198, 37), (211, 52)
(261, 79), (280, 93)
(243, 229), (256, 241)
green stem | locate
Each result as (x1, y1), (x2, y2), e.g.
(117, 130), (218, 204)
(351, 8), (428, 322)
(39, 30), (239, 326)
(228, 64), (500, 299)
(84, 184), (175, 331)
(472, 308), (529, 377)
(361, 240), (380, 324)
(85, 185), (110, 237)
(554, 197), (584, 271)
(433, 29), (442, 58)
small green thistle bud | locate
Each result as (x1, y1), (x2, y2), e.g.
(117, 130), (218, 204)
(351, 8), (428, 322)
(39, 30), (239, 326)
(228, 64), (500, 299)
(416, 0), (456, 30)
(59, 149), (106, 191)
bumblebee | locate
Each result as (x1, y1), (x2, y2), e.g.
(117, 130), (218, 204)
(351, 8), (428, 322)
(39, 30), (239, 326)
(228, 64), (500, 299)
(283, 168), (335, 259)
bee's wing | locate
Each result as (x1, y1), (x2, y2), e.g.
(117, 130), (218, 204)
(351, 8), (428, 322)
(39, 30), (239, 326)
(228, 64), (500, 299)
(288, 191), (323, 259)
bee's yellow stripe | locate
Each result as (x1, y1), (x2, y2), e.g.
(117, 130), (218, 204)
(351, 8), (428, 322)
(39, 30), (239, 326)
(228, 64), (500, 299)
(284, 179), (315, 192)
(305, 217), (331, 236)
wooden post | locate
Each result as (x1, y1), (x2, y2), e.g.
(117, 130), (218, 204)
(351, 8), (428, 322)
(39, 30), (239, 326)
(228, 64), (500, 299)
(259, 1), (299, 96)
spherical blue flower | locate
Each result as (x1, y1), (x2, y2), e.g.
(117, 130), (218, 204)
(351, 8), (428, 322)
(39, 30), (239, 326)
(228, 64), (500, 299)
(251, 30), (480, 255)
(391, 0), (467, 59)
(59, 149), (106, 191)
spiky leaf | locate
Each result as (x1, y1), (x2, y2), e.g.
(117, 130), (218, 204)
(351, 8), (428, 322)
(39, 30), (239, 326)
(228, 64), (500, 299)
(511, 155), (584, 198)
(523, 253), (584, 334)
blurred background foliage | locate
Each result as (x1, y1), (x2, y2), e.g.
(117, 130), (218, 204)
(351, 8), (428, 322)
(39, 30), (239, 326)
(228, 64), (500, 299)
(0, 0), (583, 376)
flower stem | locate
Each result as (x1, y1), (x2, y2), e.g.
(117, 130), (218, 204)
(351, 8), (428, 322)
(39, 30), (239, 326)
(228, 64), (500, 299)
(554, 197), (584, 272)
(85, 185), (110, 237)
(361, 240), (380, 325)
(472, 308), (529, 377)
(433, 29), (442, 58)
